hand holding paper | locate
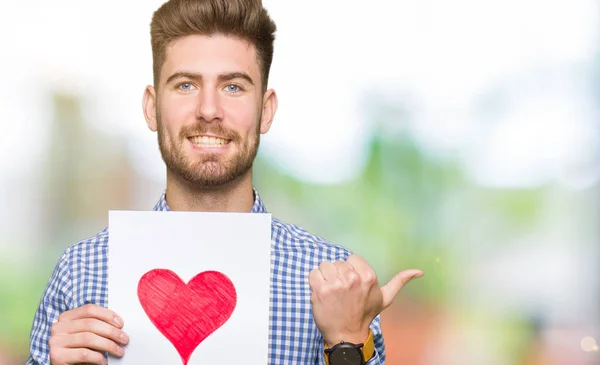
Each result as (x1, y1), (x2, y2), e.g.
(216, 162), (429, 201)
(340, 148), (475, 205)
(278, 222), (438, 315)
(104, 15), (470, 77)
(48, 304), (129, 365)
(308, 254), (423, 347)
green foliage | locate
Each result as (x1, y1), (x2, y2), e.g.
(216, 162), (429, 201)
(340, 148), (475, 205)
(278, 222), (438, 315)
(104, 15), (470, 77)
(0, 261), (51, 358)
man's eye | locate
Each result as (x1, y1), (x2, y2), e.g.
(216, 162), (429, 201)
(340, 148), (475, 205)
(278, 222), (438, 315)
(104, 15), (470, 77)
(225, 84), (241, 93)
(179, 83), (193, 91)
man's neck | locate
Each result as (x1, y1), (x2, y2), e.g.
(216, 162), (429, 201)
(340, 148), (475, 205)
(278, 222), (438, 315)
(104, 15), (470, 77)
(164, 170), (255, 212)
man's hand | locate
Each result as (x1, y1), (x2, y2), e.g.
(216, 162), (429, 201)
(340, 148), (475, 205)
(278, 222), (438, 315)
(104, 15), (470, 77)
(49, 304), (129, 365)
(308, 254), (423, 347)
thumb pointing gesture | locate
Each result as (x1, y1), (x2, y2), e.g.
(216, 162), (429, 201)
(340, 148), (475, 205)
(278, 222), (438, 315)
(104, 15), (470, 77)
(308, 255), (424, 347)
(381, 269), (424, 310)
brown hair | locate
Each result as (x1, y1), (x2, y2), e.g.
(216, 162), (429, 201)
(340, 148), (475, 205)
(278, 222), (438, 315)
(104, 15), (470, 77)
(150, 0), (276, 91)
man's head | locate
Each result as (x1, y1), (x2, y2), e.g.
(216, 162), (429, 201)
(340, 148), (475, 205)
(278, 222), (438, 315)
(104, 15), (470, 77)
(150, 0), (276, 93)
(142, 0), (278, 187)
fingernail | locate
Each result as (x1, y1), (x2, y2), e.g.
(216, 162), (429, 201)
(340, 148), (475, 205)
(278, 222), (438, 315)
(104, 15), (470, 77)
(120, 331), (129, 343)
(114, 317), (122, 326)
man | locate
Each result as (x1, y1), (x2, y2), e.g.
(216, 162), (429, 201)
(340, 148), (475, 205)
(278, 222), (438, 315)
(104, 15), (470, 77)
(27, 0), (423, 364)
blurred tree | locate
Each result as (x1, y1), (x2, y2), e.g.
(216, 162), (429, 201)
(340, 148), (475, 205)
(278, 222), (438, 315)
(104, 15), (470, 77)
(41, 93), (136, 249)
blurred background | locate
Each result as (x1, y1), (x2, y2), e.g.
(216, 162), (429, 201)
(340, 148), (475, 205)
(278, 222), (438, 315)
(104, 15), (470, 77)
(1, 0), (599, 364)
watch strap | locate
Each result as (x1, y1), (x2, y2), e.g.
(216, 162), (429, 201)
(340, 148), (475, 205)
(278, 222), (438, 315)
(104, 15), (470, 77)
(324, 329), (375, 365)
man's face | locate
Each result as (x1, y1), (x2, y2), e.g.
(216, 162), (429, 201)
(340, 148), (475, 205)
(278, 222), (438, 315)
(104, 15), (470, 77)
(145, 34), (276, 187)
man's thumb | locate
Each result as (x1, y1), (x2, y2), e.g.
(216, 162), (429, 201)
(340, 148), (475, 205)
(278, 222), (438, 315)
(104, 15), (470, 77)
(380, 269), (424, 310)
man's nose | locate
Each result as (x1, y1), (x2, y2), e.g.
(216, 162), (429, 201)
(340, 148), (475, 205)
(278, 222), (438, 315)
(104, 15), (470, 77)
(195, 88), (223, 122)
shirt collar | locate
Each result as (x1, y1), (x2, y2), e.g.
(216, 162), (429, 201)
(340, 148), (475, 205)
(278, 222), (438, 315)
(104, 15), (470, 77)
(152, 188), (268, 214)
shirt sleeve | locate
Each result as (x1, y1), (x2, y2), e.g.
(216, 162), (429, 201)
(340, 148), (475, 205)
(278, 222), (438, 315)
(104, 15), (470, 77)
(365, 315), (386, 364)
(316, 314), (386, 365)
(26, 252), (73, 365)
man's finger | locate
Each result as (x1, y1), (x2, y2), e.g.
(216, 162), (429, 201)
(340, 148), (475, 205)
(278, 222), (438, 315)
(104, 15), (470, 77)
(58, 304), (123, 329)
(333, 261), (359, 285)
(55, 347), (108, 365)
(54, 318), (129, 345)
(67, 332), (125, 358)
(346, 255), (372, 276)
(380, 269), (424, 310)
(318, 261), (339, 282)
(308, 268), (325, 289)
(346, 254), (379, 287)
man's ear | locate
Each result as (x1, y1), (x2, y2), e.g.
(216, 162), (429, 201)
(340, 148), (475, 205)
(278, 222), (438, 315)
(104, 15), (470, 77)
(260, 89), (278, 134)
(143, 85), (158, 131)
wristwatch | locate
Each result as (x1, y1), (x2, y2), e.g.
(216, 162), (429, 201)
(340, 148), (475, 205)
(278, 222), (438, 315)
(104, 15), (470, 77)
(324, 330), (375, 365)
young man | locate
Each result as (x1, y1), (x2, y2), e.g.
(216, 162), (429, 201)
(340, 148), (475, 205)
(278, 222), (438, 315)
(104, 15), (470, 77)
(27, 0), (423, 364)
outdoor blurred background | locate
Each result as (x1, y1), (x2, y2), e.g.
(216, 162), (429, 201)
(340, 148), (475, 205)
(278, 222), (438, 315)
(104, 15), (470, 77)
(1, 0), (599, 364)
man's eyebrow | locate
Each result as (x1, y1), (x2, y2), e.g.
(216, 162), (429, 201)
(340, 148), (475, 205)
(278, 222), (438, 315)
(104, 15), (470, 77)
(218, 72), (254, 86)
(165, 71), (202, 85)
(165, 71), (255, 86)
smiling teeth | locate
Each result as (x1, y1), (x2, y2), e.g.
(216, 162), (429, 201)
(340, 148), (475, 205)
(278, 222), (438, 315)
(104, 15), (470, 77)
(190, 136), (229, 146)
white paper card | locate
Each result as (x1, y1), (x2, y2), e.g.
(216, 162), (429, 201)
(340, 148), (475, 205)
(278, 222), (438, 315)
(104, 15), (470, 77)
(108, 210), (272, 365)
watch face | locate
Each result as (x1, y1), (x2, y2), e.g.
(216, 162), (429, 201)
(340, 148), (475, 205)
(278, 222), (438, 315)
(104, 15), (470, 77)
(329, 345), (363, 365)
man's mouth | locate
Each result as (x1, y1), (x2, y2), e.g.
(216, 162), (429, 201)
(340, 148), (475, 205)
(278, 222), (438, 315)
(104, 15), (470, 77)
(188, 135), (231, 147)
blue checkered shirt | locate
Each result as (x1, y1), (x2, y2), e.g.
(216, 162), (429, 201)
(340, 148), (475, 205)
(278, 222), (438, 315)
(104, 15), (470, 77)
(27, 190), (385, 364)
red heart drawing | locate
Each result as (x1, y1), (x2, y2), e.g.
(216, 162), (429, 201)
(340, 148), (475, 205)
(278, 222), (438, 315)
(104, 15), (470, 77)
(137, 269), (237, 365)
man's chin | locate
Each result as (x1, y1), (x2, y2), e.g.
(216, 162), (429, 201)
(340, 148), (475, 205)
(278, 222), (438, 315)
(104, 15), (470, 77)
(163, 154), (253, 187)
(180, 168), (240, 187)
